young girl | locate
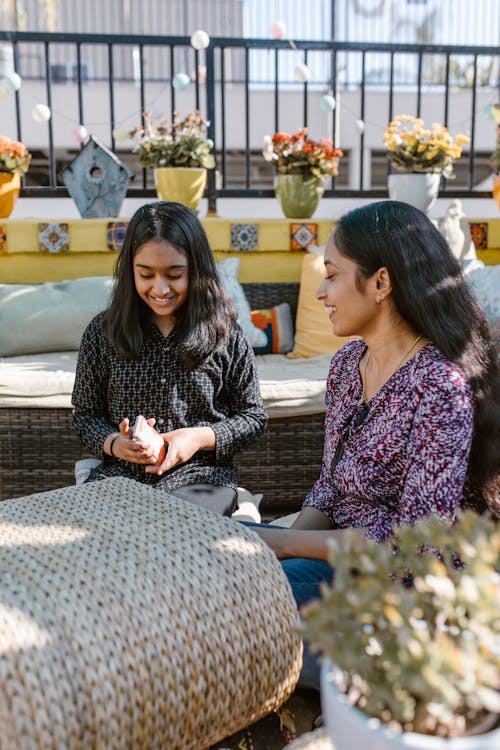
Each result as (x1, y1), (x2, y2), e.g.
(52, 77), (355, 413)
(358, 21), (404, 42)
(72, 201), (267, 515)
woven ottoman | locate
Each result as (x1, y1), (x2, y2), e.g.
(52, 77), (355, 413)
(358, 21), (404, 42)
(0, 477), (302, 749)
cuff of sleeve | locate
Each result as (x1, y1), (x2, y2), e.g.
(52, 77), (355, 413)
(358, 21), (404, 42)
(211, 422), (233, 462)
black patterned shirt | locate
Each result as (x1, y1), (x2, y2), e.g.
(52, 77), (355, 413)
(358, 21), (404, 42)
(72, 313), (267, 491)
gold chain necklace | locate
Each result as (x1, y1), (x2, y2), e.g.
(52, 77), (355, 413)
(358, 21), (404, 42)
(362, 334), (423, 404)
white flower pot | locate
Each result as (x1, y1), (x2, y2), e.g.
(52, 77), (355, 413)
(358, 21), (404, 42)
(387, 173), (441, 214)
(321, 661), (500, 750)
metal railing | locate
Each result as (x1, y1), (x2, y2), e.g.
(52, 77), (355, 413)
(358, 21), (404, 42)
(1, 29), (499, 213)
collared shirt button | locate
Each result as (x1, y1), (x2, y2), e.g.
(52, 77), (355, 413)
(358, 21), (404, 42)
(160, 378), (166, 384)
(157, 417), (165, 425)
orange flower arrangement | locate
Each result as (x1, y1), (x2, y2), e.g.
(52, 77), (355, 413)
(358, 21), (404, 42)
(0, 135), (31, 175)
(263, 128), (343, 179)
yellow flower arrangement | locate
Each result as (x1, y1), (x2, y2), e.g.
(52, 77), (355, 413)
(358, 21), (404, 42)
(383, 115), (469, 179)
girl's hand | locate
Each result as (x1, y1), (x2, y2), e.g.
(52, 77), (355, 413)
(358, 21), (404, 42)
(145, 426), (216, 476)
(109, 417), (160, 465)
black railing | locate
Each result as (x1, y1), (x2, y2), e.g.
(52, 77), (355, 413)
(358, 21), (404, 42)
(1, 30), (499, 213)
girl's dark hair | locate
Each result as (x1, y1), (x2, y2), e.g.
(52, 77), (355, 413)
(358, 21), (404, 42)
(334, 200), (500, 514)
(102, 201), (237, 369)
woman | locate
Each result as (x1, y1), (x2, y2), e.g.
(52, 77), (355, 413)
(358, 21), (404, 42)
(72, 201), (267, 515)
(254, 200), (499, 606)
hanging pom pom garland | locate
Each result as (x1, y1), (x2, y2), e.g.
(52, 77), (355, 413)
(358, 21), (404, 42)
(1, 71), (22, 92)
(319, 95), (336, 112)
(32, 104), (51, 122)
(190, 30), (210, 50)
(172, 72), (190, 91)
(293, 64), (312, 83)
(270, 20), (286, 40)
(112, 126), (130, 142)
(71, 125), (88, 144)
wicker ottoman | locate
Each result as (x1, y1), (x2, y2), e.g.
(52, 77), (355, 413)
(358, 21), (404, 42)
(0, 477), (302, 749)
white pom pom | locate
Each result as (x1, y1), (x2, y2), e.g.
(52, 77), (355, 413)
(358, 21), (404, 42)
(190, 30), (210, 50)
(32, 103), (51, 122)
(293, 64), (312, 83)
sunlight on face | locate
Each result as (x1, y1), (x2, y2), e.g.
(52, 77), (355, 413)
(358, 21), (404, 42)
(316, 238), (374, 338)
(133, 239), (189, 326)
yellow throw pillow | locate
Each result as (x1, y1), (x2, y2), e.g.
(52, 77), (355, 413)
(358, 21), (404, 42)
(287, 251), (351, 359)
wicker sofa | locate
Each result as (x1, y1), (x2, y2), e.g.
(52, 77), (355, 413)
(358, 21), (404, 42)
(0, 282), (327, 512)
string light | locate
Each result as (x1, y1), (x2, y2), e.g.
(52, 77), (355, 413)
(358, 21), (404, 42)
(190, 30), (210, 50)
(172, 72), (190, 91)
(270, 21), (286, 40)
(319, 95), (336, 112)
(32, 103), (51, 122)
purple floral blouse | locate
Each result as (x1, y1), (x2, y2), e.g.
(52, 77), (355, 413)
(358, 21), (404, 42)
(303, 340), (476, 541)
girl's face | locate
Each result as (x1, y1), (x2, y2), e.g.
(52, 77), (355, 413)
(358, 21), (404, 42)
(316, 237), (377, 338)
(133, 238), (189, 325)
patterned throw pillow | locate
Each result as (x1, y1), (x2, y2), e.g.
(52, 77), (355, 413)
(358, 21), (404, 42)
(216, 257), (267, 347)
(251, 303), (294, 354)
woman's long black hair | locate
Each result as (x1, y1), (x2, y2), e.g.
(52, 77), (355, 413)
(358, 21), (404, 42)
(333, 200), (499, 514)
(102, 201), (237, 369)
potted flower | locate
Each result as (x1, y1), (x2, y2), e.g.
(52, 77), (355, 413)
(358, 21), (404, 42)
(302, 511), (500, 749)
(0, 134), (31, 218)
(263, 128), (343, 219)
(383, 115), (469, 213)
(129, 110), (215, 210)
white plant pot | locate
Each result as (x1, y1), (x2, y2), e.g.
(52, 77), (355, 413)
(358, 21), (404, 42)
(387, 172), (441, 214)
(321, 660), (500, 750)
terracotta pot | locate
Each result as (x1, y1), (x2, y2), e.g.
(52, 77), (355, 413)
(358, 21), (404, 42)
(154, 167), (207, 210)
(274, 173), (324, 219)
(387, 173), (440, 214)
(321, 661), (500, 750)
(0, 172), (21, 218)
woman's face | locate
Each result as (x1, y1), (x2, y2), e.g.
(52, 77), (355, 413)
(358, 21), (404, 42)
(133, 238), (189, 324)
(317, 237), (377, 338)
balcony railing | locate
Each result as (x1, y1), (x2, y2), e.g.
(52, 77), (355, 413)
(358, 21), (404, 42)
(1, 29), (499, 213)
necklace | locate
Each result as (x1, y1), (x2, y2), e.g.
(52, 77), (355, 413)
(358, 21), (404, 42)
(361, 334), (423, 404)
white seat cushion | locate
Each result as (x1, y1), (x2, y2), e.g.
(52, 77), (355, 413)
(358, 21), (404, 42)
(0, 351), (330, 417)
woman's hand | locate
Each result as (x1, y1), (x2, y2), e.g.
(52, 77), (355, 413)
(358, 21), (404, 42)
(250, 524), (355, 562)
(145, 426), (216, 476)
(104, 417), (160, 465)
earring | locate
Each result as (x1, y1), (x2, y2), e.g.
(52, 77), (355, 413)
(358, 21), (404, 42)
(376, 294), (383, 304)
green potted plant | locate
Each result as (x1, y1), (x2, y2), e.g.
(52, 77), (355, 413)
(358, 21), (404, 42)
(302, 511), (500, 748)
(0, 134), (31, 218)
(130, 110), (215, 210)
(383, 115), (469, 214)
(263, 128), (343, 219)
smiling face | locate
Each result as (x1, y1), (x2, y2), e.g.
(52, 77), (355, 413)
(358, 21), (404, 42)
(317, 237), (380, 338)
(133, 238), (189, 329)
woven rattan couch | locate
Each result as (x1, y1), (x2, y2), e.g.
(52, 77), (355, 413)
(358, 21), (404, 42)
(0, 282), (327, 510)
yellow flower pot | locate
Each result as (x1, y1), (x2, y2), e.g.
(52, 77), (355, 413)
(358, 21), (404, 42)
(154, 167), (207, 210)
(0, 172), (21, 218)
(493, 174), (500, 212)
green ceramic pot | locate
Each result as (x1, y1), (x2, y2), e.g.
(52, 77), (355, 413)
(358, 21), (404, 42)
(274, 173), (325, 219)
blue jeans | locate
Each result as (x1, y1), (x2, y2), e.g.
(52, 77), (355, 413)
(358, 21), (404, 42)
(240, 522), (334, 690)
